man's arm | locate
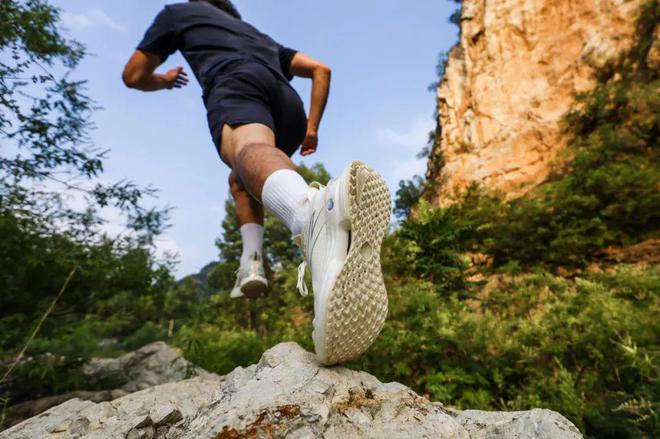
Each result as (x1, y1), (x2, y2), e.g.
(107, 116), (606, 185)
(122, 50), (188, 92)
(289, 52), (331, 156)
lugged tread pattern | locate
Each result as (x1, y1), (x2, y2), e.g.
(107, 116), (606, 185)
(322, 161), (391, 364)
(241, 279), (268, 299)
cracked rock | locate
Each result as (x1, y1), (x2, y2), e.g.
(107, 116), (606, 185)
(2, 343), (582, 438)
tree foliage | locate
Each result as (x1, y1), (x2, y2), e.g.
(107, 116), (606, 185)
(0, 0), (168, 244)
(393, 174), (425, 220)
(0, 0), (174, 418)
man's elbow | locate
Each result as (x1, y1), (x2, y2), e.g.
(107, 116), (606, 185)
(122, 69), (141, 89)
(122, 71), (135, 89)
(315, 64), (331, 78)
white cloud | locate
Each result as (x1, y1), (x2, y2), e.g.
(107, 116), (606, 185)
(389, 156), (427, 187)
(61, 9), (127, 32)
(153, 236), (183, 260)
(30, 177), (213, 277)
(373, 114), (434, 189)
(375, 114), (435, 152)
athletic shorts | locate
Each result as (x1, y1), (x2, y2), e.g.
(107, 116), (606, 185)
(204, 60), (308, 158)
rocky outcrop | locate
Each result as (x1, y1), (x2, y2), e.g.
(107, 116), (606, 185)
(3, 390), (129, 430)
(426, 0), (645, 202)
(2, 342), (220, 429)
(84, 341), (218, 392)
(2, 342), (583, 438)
(0, 379), (217, 439)
(456, 409), (582, 439)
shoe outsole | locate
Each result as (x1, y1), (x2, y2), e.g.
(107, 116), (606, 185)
(320, 161), (391, 365)
(240, 278), (269, 299)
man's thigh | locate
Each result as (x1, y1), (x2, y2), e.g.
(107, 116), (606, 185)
(220, 123), (276, 167)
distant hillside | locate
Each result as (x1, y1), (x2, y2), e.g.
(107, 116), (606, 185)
(177, 261), (220, 292)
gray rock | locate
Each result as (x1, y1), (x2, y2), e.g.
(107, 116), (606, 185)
(2, 343), (583, 439)
(4, 389), (128, 428)
(84, 341), (218, 392)
(3, 342), (220, 429)
(173, 343), (468, 439)
(455, 409), (583, 439)
(1, 378), (220, 439)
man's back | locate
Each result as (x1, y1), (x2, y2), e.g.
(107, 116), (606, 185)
(138, 2), (291, 92)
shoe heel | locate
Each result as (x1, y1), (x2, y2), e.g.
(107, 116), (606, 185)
(241, 278), (268, 299)
(333, 163), (355, 230)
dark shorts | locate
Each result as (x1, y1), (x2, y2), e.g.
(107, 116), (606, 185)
(204, 60), (307, 158)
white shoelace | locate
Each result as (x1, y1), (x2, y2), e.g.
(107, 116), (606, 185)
(296, 261), (309, 296)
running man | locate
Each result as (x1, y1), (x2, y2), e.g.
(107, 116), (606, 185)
(122, 0), (391, 365)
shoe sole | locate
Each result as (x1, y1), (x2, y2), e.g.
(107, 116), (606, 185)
(240, 278), (269, 299)
(320, 161), (391, 365)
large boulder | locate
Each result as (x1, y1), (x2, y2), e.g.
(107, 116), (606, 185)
(2, 342), (582, 439)
(84, 341), (218, 392)
(2, 342), (220, 429)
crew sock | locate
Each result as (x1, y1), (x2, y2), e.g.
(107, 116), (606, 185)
(240, 223), (264, 264)
(261, 169), (309, 235)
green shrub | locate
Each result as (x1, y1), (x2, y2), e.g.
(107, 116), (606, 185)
(352, 265), (659, 438)
(176, 326), (268, 375)
(120, 323), (169, 352)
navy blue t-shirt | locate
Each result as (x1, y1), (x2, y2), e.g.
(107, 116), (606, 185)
(137, 2), (297, 94)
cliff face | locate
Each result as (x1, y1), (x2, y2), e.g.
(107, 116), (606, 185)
(426, 0), (645, 202)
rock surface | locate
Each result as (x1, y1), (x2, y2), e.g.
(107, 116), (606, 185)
(84, 341), (219, 392)
(456, 409), (583, 439)
(2, 342), (583, 439)
(4, 390), (129, 430)
(3, 342), (220, 429)
(425, 0), (645, 202)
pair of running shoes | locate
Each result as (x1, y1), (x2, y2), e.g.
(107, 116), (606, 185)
(230, 161), (391, 365)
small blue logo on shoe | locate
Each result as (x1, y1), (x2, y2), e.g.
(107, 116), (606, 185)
(327, 199), (335, 211)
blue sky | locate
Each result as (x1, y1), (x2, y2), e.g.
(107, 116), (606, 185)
(49, 0), (458, 276)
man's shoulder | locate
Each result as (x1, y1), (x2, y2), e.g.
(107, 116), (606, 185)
(163, 2), (227, 22)
(164, 2), (213, 13)
(163, 2), (190, 12)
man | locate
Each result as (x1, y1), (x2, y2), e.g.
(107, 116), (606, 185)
(122, 0), (391, 365)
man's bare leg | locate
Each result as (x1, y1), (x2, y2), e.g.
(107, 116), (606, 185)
(221, 123), (296, 200)
(230, 171), (266, 269)
(229, 171), (264, 226)
(223, 123), (309, 299)
(221, 123), (311, 236)
(220, 124), (392, 365)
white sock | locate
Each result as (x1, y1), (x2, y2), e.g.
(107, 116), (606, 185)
(240, 223), (264, 264)
(261, 169), (309, 235)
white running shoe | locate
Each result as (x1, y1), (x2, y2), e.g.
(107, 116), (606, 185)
(295, 161), (391, 365)
(230, 252), (268, 299)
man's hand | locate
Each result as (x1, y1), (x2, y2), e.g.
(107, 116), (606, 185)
(123, 51), (189, 92)
(301, 130), (318, 156)
(163, 67), (189, 89)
